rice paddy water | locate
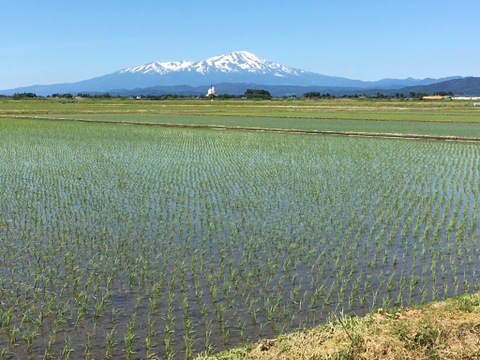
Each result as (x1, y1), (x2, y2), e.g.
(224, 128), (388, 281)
(0, 118), (479, 359)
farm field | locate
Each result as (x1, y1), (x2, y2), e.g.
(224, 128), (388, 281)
(2, 97), (480, 140)
(0, 116), (479, 359)
(1, 97), (480, 121)
(29, 113), (480, 139)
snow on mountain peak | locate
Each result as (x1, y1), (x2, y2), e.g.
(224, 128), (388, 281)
(118, 51), (304, 77)
(120, 61), (193, 75)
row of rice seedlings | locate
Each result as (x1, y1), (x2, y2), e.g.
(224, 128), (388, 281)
(0, 120), (478, 358)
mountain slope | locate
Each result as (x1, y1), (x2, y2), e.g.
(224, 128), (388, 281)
(89, 51), (368, 90)
(399, 77), (480, 96)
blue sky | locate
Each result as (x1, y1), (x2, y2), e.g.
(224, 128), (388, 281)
(1, 0), (479, 89)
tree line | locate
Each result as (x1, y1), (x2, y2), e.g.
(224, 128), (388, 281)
(5, 89), (454, 100)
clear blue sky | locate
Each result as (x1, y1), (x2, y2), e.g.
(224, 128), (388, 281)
(1, 0), (479, 89)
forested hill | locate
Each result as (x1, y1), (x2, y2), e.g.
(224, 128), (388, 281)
(400, 77), (480, 96)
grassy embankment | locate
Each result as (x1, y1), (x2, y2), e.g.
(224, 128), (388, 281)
(197, 292), (480, 359)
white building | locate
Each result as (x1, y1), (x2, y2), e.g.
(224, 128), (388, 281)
(206, 86), (216, 97)
(452, 96), (480, 100)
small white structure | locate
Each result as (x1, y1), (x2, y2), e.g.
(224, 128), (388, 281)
(206, 85), (217, 98)
(452, 96), (480, 100)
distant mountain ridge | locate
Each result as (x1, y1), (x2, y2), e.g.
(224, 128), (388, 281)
(105, 77), (479, 98)
(399, 77), (480, 96)
(0, 51), (468, 96)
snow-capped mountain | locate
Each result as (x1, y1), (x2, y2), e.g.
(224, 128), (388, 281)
(108, 50), (357, 89)
(0, 51), (461, 96)
(120, 51), (306, 78)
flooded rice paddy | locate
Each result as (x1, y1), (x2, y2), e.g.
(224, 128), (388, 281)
(0, 118), (479, 359)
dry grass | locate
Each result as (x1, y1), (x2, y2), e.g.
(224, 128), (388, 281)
(198, 293), (480, 359)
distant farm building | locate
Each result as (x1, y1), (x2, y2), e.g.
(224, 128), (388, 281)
(206, 86), (217, 98)
(452, 96), (480, 100)
(422, 95), (446, 100)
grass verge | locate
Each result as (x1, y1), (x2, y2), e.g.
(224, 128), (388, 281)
(197, 292), (480, 359)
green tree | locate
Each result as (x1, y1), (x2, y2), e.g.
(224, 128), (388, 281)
(12, 92), (37, 99)
(244, 89), (272, 100)
(303, 91), (321, 99)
